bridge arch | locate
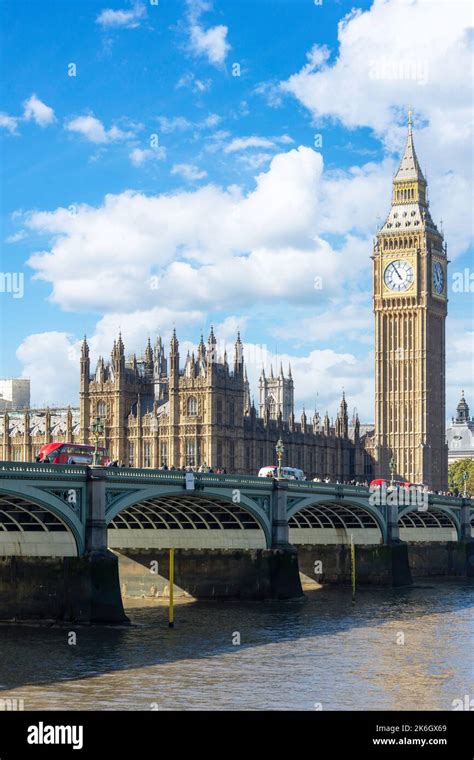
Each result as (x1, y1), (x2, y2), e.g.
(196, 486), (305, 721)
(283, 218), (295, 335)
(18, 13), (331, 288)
(0, 485), (82, 556)
(398, 505), (460, 541)
(106, 486), (271, 550)
(288, 496), (387, 544)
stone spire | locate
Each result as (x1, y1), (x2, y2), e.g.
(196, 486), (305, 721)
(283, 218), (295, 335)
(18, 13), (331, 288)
(207, 326), (217, 364)
(455, 390), (470, 424)
(393, 110), (425, 184)
(80, 335), (90, 386)
(144, 337), (153, 365)
(234, 331), (243, 374)
(170, 328), (179, 377)
(81, 335), (89, 359)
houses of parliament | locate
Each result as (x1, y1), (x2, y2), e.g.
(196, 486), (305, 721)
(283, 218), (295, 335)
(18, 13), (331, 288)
(0, 115), (449, 488)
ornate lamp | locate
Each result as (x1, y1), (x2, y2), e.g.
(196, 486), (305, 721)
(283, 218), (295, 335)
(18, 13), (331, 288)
(91, 417), (104, 466)
(275, 437), (284, 479)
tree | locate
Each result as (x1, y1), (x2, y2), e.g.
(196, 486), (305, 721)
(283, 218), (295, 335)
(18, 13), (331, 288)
(448, 459), (474, 496)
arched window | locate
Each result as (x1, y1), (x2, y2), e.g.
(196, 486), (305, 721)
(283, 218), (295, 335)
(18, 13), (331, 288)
(187, 397), (198, 416)
(97, 401), (106, 418)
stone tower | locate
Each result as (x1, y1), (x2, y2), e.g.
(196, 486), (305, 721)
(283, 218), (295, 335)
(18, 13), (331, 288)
(258, 363), (294, 422)
(373, 112), (448, 489)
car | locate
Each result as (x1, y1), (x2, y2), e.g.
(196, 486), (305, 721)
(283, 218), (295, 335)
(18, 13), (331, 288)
(258, 466), (306, 480)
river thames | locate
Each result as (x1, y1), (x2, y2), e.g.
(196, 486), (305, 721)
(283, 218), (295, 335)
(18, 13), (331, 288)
(0, 582), (472, 711)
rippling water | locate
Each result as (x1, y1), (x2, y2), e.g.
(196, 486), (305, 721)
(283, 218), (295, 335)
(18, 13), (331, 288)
(0, 582), (472, 711)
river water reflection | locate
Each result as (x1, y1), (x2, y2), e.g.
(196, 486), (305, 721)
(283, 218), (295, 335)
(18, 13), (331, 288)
(0, 582), (472, 711)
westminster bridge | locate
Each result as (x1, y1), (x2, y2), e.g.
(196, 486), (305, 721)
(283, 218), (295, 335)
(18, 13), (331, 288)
(0, 462), (472, 622)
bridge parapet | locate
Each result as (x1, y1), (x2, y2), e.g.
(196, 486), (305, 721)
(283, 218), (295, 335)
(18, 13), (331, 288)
(0, 461), (88, 481)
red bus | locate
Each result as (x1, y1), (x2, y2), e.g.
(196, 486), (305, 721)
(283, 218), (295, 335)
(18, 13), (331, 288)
(370, 479), (419, 490)
(36, 443), (109, 466)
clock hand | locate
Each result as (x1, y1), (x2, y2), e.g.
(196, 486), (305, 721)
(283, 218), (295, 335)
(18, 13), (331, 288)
(393, 264), (403, 281)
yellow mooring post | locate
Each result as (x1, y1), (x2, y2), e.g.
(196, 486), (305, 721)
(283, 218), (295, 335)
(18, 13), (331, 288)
(350, 533), (356, 605)
(169, 547), (175, 628)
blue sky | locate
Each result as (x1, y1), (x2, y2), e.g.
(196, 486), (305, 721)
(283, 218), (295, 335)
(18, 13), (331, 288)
(0, 0), (472, 420)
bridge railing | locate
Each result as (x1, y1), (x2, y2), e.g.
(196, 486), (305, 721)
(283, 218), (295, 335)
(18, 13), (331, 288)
(0, 461), (88, 480)
(104, 468), (272, 490)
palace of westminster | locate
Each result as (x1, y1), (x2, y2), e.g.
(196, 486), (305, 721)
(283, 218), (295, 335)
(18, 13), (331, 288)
(1, 116), (459, 490)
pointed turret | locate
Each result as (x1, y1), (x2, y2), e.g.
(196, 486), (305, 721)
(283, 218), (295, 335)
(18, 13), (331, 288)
(112, 332), (125, 374)
(234, 331), (243, 374)
(301, 407), (307, 433)
(243, 366), (251, 415)
(198, 333), (206, 359)
(144, 337), (153, 378)
(207, 326), (217, 365)
(455, 390), (470, 424)
(81, 335), (89, 360)
(393, 110), (425, 184)
(80, 335), (90, 388)
(324, 410), (330, 435)
(170, 329), (180, 379)
(337, 391), (348, 438)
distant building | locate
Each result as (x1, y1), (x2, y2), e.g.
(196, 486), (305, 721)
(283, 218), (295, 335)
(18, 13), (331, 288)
(0, 378), (30, 411)
(446, 391), (474, 464)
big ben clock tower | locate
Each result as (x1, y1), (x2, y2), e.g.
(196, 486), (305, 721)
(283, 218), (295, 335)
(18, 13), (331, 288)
(373, 112), (448, 490)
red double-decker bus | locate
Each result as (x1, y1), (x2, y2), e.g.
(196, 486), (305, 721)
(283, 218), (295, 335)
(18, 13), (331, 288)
(36, 443), (109, 466)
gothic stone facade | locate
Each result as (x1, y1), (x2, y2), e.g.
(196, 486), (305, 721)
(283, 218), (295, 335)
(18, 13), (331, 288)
(75, 329), (370, 479)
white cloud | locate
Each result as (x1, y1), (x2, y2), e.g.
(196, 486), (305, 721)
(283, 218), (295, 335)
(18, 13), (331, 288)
(96, 3), (146, 29)
(254, 80), (284, 108)
(16, 332), (79, 407)
(23, 146), (343, 313)
(201, 113), (221, 129)
(271, 294), (373, 344)
(171, 163), (208, 181)
(224, 136), (276, 154)
(176, 72), (212, 93)
(157, 116), (192, 133)
(0, 113), (19, 134)
(65, 115), (135, 144)
(186, 0), (230, 66)
(237, 152), (274, 170)
(22, 94), (55, 127)
(5, 231), (26, 243)
(280, 0), (474, 258)
(130, 146), (166, 167)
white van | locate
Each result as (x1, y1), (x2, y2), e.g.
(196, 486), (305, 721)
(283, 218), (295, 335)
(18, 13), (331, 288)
(258, 466), (306, 481)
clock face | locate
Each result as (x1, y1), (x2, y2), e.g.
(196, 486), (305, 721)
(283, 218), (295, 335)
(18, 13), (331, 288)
(383, 259), (414, 292)
(433, 261), (444, 294)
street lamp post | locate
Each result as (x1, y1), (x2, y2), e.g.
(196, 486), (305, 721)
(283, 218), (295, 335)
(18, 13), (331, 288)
(389, 456), (396, 488)
(275, 437), (284, 479)
(91, 417), (104, 466)
(462, 470), (468, 498)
